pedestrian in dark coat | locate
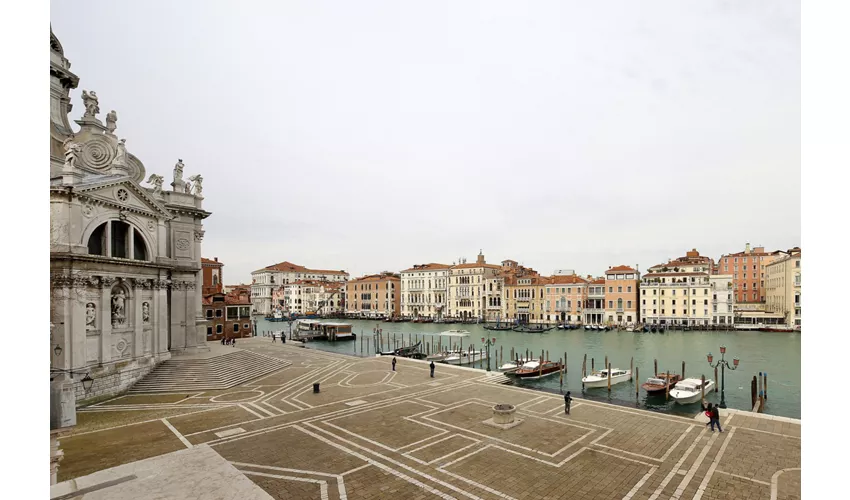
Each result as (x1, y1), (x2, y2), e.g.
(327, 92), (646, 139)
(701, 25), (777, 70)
(710, 405), (723, 432)
(704, 403), (713, 429)
(430, 361), (435, 378)
(564, 391), (573, 415)
(392, 357), (397, 371)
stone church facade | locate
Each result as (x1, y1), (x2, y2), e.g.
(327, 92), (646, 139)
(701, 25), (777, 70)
(49, 28), (211, 404)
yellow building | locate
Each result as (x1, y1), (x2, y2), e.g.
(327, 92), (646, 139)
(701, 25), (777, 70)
(765, 249), (801, 328)
(640, 249), (714, 327)
(503, 267), (549, 324)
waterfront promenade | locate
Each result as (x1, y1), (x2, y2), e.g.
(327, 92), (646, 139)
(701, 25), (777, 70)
(54, 338), (800, 500)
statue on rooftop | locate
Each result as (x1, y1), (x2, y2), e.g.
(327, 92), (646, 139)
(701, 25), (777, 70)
(114, 138), (127, 165)
(173, 159), (184, 185)
(188, 174), (203, 196)
(106, 110), (118, 134)
(62, 137), (81, 170)
(81, 90), (100, 118)
(146, 173), (164, 196)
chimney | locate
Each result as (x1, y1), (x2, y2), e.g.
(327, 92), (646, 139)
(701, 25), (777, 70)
(214, 257), (218, 262)
(745, 243), (751, 254)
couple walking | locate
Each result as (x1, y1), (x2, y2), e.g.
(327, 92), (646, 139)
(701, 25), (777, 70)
(704, 402), (723, 432)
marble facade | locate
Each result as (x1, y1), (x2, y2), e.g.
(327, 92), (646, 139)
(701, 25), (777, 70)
(49, 28), (211, 403)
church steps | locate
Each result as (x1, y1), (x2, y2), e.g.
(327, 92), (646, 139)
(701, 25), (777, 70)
(128, 350), (288, 393)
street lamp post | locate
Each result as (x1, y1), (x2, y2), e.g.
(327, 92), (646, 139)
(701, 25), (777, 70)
(707, 345), (740, 409)
(481, 337), (496, 372)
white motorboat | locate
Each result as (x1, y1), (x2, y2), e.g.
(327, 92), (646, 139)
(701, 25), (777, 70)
(625, 324), (635, 332)
(581, 368), (631, 388)
(443, 349), (488, 365)
(426, 349), (461, 362)
(440, 330), (470, 337)
(498, 356), (535, 374)
(669, 378), (715, 404)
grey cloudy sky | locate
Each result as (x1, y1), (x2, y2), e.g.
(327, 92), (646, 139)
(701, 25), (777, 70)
(51, 0), (800, 283)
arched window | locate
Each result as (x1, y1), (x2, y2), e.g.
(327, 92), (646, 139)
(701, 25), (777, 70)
(87, 220), (149, 261)
(617, 298), (623, 309)
(212, 274), (219, 286)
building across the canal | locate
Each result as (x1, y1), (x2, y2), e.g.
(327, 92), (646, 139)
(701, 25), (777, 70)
(272, 280), (344, 317)
(250, 261), (348, 315)
(604, 265), (641, 326)
(545, 273), (588, 324)
(345, 272), (400, 318)
(640, 249), (713, 327)
(201, 258), (253, 340)
(709, 274), (735, 326)
(400, 263), (450, 320)
(765, 248), (801, 328)
(50, 28), (210, 404)
(447, 252), (502, 321)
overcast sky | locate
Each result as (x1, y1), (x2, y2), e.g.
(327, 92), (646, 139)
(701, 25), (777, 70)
(51, 0), (800, 283)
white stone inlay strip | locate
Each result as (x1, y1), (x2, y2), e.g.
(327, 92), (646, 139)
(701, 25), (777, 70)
(161, 418), (193, 449)
(215, 427), (246, 439)
(693, 428), (737, 500)
(345, 400), (368, 407)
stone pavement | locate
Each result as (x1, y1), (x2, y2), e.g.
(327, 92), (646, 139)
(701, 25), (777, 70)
(55, 338), (801, 499)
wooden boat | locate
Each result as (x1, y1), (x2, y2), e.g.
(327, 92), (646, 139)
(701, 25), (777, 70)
(426, 349), (460, 362)
(510, 360), (563, 379)
(513, 324), (554, 333)
(582, 368), (631, 388)
(762, 325), (796, 332)
(641, 373), (681, 394)
(443, 349), (488, 366)
(378, 341), (422, 357)
(483, 323), (513, 331)
(498, 356), (535, 374)
(584, 325), (591, 330)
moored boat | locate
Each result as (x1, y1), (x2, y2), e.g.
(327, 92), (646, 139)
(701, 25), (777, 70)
(582, 368), (632, 388)
(641, 373), (681, 394)
(670, 378), (715, 404)
(443, 349), (488, 365)
(498, 356), (535, 374)
(440, 329), (470, 336)
(511, 360), (563, 379)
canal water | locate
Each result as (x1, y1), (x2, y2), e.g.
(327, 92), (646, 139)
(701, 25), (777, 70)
(254, 318), (801, 419)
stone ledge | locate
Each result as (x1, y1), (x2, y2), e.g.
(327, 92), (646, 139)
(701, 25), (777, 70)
(482, 417), (524, 430)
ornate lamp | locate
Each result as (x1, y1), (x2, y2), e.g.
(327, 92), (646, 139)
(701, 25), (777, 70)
(733, 358), (740, 367)
(81, 373), (94, 392)
(54, 344), (63, 357)
(707, 352), (713, 364)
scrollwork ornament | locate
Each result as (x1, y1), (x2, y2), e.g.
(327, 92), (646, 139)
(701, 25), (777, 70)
(194, 230), (205, 242)
(101, 276), (116, 288)
(176, 238), (191, 251)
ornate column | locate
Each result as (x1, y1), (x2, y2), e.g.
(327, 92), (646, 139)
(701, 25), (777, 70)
(131, 278), (144, 359)
(194, 229), (208, 348)
(153, 278), (169, 355)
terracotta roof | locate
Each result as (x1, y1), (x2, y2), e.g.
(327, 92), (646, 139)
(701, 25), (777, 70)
(201, 257), (223, 266)
(606, 265), (637, 273)
(202, 291), (251, 306)
(401, 263), (451, 272)
(590, 277), (606, 285)
(451, 262), (502, 270)
(349, 273), (400, 283)
(255, 261), (347, 275)
(547, 275), (589, 285)
(642, 272), (708, 278)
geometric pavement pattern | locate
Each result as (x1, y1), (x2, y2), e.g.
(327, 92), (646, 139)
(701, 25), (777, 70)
(62, 338), (801, 500)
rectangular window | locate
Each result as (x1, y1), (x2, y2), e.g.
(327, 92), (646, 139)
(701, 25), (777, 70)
(642, 289), (646, 295)
(233, 323), (240, 333)
(627, 300), (632, 308)
(608, 300), (613, 308)
(206, 326), (213, 336)
(216, 324), (222, 334)
(216, 309), (222, 318)
(617, 286), (622, 293)
(206, 309), (213, 318)
(608, 286), (613, 293)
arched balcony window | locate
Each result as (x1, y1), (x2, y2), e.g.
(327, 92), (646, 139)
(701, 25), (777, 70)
(87, 220), (149, 261)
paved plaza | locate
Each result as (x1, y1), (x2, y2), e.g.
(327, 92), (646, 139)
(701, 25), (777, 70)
(55, 338), (801, 500)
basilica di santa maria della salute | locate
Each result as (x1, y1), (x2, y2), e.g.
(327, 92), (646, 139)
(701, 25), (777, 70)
(49, 27), (211, 409)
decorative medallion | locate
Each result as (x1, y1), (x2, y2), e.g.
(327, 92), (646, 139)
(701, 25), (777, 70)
(147, 220), (156, 232)
(116, 188), (129, 202)
(80, 137), (115, 169)
(82, 202), (94, 218)
(176, 238), (191, 251)
(116, 338), (128, 354)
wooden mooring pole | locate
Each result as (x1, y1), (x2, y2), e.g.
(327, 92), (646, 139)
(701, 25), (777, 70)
(591, 358), (595, 372)
(608, 363), (612, 392)
(559, 358), (564, 389)
(751, 375), (757, 409)
(654, 358), (657, 376)
(701, 374), (706, 402)
(682, 361), (686, 379)
(764, 372), (768, 401)
(665, 371), (671, 401)
(635, 366), (640, 398)
(630, 357), (633, 381)
(582, 354), (587, 390)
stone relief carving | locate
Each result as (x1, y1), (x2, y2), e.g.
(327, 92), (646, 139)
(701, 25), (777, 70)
(63, 138), (81, 170)
(111, 288), (126, 327)
(105, 110), (118, 134)
(188, 174), (203, 196)
(82, 202), (94, 218)
(85, 303), (96, 331)
(142, 302), (150, 323)
(114, 138), (127, 166)
(184, 181), (192, 194)
(81, 90), (100, 118)
(176, 238), (191, 251)
(146, 173), (164, 196)
(116, 188), (129, 202)
(80, 137), (115, 169)
(147, 220), (156, 232)
(115, 338), (130, 356)
(194, 230), (205, 242)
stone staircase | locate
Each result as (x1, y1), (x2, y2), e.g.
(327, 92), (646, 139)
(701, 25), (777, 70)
(480, 372), (513, 385)
(129, 350), (288, 393)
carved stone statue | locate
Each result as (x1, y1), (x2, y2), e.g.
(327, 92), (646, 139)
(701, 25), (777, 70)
(62, 138), (81, 170)
(142, 302), (150, 324)
(86, 303), (97, 331)
(172, 159), (185, 191)
(111, 289), (126, 327)
(81, 90), (100, 118)
(184, 181), (192, 194)
(146, 173), (164, 196)
(114, 138), (127, 165)
(106, 110), (118, 134)
(188, 174), (203, 196)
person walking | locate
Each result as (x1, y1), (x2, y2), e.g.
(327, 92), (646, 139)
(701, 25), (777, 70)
(271, 333), (276, 343)
(704, 402), (713, 429)
(392, 357), (397, 371)
(710, 404), (723, 432)
(430, 361), (435, 378)
(232, 338), (236, 347)
(564, 391), (573, 415)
